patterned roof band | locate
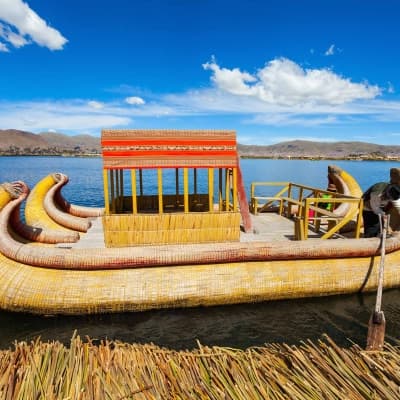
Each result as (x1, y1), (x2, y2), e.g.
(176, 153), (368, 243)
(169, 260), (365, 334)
(101, 129), (238, 169)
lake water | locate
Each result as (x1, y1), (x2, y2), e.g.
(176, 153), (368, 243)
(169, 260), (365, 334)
(0, 156), (400, 350)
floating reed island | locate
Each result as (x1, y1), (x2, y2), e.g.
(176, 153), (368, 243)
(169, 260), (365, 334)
(1, 334), (400, 399)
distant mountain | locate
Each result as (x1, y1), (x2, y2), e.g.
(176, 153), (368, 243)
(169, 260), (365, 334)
(238, 140), (400, 159)
(0, 129), (48, 149)
(38, 132), (100, 152)
(0, 129), (101, 154)
(0, 129), (399, 159)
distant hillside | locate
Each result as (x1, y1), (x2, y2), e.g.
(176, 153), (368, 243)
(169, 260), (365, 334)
(0, 129), (399, 159)
(238, 140), (400, 159)
(0, 129), (100, 155)
(0, 129), (48, 149)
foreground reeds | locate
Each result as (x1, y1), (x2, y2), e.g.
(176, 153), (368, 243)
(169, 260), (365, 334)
(0, 333), (399, 399)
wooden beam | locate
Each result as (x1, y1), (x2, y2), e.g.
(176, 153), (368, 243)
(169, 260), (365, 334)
(225, 169), (230, 211)
(131, 169), (137, 214)
(208, 168), (214, 212)
(236, 158), (252, 232)
(158, 168), (163, 214)
(175, 168), (179, 204)
(115, 169), (120, 212)
(218, 168), (223, 211)
(120, 169), (124, 211)
(139, 169), (143, 196)
(103, 169), (110, 214)
(183, 167), (189, 212)
(233, 167), (238, 211)
(194, 168), (197, 195)
(110, 170), (115, 213)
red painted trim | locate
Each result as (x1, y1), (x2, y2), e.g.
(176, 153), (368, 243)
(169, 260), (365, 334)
(102, 150), (238, 157)
(103, 164), (237, 169)
(101, 139), (236, 146)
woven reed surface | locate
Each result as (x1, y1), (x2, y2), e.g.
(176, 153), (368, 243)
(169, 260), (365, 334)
(0, 186), (12, 209)
(43, 174), (91, 232)
(103, 212), (241, 246)
(1, 246), (400, 314)
(101, 129), (237, 168)
(24, 175), (74, 232)
(1, 334), (400, 399)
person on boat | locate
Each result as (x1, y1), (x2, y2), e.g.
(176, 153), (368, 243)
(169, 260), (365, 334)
(388, 168), (400, 231)
(362, 182), (400, 238)
(319, 183), (337, 212)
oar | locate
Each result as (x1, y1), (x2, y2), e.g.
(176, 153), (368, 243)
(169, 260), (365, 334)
(366, 213), (389, 351)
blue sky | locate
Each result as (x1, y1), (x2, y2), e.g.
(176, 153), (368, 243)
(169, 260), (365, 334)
(1, 0), (400, 145)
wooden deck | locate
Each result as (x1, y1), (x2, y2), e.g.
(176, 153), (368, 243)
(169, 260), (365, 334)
(66, 212), (326, 249)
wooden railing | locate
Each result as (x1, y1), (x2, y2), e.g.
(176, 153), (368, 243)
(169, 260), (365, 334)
(250, 182), (363, 240)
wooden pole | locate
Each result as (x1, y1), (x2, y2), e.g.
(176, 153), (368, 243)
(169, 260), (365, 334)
(131, 169), (137, 214)
(218, 168), (223, 211)
(194, 168), (197, 195)
(175, 168), (179, 205)
(236, 158), (252, 232)
(158, 168), (163, 214)
(233, 167), (238, 211)
(225, 169), (230, 211)
(110, 170), (115, 213)
(115, 169), (120, 213)
(120, 169), (124, 211)
(183, 168), (189, 212)
(103, 169), (110, 215)
(139, 169), (143, 196)
(366, 214), (389, 351)
(208, 168), (214, 212)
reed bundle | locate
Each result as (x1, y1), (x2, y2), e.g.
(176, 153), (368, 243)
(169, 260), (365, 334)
(0, 333), (399, 399)
(24, 174), (73, 233)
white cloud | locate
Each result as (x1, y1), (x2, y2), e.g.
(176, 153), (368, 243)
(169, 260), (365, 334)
(0, 100), (131, 135)
(0, 22), (28, 47)
(88, 100), (105, 109)
(248, 114), (338, 127)
(0, 0), (67, 50)
(125, 96), (145, 105)
(0, 40), (8, 52)
(203, 58), (256, 96)
(203, 58), (381, 107)
(325, 44), (335, 56)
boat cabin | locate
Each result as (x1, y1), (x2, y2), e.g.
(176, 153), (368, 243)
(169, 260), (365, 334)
(101, 129), (248, 247)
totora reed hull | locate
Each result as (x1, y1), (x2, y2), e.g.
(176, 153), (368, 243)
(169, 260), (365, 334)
(0, 169), (399, 315)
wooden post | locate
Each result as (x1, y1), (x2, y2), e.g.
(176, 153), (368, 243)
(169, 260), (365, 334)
(236, 159), (252, 232)
(225, 168), (230, 211)
(120, 169), (124, 211)
(233, 167), (238, 211)
(183, 168), (189, 212)
(366, 214), (388, 351)
(218, 168), (223, 211)
(208, 168), (214, 212)
(194, 168), (197, 195)
(139, 169), (143, 196)
(103, 169), (110, 214)
(110, 170), (115, 213)
(131, 169), (137, 214)
(115, 169), (120, 213)
(158, 168), (163, 214)
(175, 168), (179, 205)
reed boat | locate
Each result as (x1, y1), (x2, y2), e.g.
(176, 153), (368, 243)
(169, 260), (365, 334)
(0, 129), (400, 315)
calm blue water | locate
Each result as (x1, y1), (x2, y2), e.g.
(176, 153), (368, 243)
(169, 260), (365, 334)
(0, 156), (400, 350)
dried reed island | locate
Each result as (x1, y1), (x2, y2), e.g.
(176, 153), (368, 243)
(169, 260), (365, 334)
(1, 129), (400, 160)
(1, 333), (400, 399)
